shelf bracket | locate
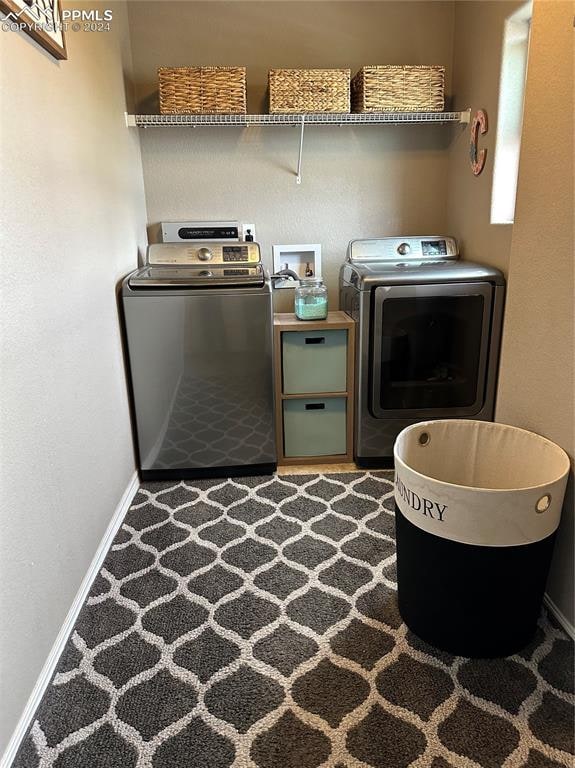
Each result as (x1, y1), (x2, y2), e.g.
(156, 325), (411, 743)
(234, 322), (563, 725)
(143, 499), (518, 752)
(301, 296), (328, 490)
(296, 116), (305, 184)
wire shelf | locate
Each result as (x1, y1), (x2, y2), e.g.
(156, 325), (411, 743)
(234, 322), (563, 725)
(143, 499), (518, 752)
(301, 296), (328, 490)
(124, 110), (470, 184)
(127, 111), (470, 128)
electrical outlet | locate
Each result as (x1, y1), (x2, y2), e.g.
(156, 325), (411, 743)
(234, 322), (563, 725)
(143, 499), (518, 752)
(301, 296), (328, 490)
(241, 223), (256, 242)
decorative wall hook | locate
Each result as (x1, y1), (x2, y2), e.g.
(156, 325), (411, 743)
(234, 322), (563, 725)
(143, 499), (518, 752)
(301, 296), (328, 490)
(470, 109), (488, 175)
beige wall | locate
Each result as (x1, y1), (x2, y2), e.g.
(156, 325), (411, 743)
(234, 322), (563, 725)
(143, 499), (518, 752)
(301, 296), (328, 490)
(0, 0), (147, 751)
(128, 1), (455, 311)
(496, 0), (574, 628)
(446, 0), (521, 273)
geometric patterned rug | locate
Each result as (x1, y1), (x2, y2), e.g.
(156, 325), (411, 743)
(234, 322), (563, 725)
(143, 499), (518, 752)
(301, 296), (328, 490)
(13, 472), (574, 768)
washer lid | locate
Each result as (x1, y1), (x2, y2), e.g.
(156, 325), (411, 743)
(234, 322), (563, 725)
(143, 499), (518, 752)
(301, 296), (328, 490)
(128, 264), (266, 289)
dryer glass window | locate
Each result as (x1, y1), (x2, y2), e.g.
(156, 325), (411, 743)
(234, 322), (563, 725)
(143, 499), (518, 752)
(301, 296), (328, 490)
(379, 294), (485, 410)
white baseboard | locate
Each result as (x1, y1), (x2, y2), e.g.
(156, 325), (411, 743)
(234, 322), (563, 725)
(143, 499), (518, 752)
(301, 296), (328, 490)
(0, 471), (140, 768)
(544, 592), (575, 640)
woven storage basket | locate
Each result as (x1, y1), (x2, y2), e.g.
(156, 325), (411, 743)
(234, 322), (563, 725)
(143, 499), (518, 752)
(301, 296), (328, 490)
(158, 67), (246, 114)
(269, 69), (350, 113)
(352, 65), (445, 112)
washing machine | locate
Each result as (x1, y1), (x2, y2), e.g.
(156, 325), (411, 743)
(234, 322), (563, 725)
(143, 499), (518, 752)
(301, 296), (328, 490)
(122, 241), (276, 479)
(339, 236), (505, 466)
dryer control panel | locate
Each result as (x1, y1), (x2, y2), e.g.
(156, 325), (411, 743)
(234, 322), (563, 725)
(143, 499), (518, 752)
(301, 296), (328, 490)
(347, 236), (458, 263)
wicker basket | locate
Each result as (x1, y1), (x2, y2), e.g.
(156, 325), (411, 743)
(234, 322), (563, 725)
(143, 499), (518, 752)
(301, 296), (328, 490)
(269, 69), (350, 114)
(352, 65), (445, 112)
(158, 66), (246, 114)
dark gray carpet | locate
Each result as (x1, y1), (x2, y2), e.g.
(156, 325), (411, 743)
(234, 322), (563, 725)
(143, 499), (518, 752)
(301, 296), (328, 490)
(14, 472), (574, 768)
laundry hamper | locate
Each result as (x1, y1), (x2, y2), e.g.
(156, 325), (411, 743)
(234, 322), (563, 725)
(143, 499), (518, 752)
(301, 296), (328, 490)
(394, 419), (570, 658)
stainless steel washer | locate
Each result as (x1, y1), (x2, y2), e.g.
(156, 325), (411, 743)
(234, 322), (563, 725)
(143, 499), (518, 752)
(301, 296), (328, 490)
(122, 241), (276, 479)
(339, 236), (505, 466)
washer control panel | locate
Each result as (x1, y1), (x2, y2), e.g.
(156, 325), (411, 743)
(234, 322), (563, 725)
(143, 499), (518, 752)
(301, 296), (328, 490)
(148, 242), (261, 266)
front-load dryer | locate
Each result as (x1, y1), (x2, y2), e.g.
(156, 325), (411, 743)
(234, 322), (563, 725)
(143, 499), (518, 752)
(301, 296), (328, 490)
(339, 236), (505, 466)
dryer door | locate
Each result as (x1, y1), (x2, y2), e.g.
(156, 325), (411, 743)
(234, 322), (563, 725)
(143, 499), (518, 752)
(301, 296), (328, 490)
(371, 282), (493, 418)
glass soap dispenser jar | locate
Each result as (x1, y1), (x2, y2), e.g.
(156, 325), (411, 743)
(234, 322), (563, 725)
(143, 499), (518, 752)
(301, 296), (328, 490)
(295, 277), (328, 321)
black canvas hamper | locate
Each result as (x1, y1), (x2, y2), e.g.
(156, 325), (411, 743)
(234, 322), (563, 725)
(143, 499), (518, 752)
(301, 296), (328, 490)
(393, 419), (570, 658)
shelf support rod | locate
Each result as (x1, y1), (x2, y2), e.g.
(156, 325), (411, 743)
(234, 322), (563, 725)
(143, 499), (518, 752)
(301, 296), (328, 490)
(296, 115), (305, 184)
